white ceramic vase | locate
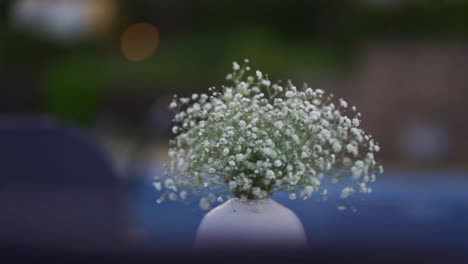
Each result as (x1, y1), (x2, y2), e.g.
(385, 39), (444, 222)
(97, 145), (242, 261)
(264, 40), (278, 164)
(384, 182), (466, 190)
(195, 198), (307, 250)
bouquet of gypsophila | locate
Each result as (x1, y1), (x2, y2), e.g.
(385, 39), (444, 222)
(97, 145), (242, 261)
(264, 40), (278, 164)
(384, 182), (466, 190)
(154, 59), (383, 210)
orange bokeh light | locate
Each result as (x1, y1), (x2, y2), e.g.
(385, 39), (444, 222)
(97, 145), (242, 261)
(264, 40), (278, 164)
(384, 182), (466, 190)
(121, 23), (159, 61)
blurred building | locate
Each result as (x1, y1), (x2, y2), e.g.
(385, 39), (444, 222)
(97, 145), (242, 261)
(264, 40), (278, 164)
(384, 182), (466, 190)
(354, 41), (468, 164)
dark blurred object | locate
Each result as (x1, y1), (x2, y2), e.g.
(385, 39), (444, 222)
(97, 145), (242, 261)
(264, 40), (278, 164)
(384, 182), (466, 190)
(1, 244), (467, 264)
(0, 116), (127, 252)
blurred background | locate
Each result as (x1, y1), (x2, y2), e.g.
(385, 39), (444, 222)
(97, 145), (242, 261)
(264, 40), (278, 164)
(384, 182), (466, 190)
(1, 0), (468, 259)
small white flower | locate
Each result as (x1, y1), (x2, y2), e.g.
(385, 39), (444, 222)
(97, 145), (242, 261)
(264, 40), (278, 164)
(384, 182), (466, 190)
(232, 62), (240, 71)
(169, 101), (177, 109)
(340, 187), (355, 199)
(310, 111), (320, 121)
(256, 70), (263, 79)
(236, 154), (245, 162)
(169, 193), (177, 200)
(153, 182), (162, 191)
(266, 170), (275, 179)
(274, 160), (282, 167)
(339, 99), (348, 108)
(217, 196), (224, 203)
(228, 181), (237, 190)
(346, 144), (358, 155)
(180, 190), (188, 200)
(208, 167), (216, 173)
(164, 179), (174, 188)
(285, 91), (294, 97)
(359, 182), (368, 193)
(310, 177), (320, 186)
(301, 185), (314, 198)
(378, 165), (384, 174)
(352, 118), (360, 127)
(252, 187), (262, 197)
(289, 193), (297, 200)
(222, 148), (230, 156)
(332, 142), (342, 153)
(292, 134), (300, 144)
(228, 160), (236, 167)
(274, 121), (284, 129)
(263, 147), (277, 158)
(199, 198), (211, 210)
(355, 160), (364, 168)
(180, 97), (190, 104)
(172, 126), (179, 134)
(374, 145), (380, 152)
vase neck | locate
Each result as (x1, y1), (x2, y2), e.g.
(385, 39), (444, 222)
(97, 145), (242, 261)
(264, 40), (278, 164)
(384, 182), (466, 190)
(226, 198), (284, 213)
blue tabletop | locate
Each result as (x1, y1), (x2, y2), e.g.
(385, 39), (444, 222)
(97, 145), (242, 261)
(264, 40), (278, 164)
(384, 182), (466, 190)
(128, 169), (468, 249)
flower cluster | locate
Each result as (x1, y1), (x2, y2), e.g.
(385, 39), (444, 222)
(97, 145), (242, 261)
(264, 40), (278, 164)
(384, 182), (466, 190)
(154, 59), (382, 210)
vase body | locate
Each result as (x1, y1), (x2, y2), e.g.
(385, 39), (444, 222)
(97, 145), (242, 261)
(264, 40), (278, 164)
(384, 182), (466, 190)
(195, 198), (307, 250)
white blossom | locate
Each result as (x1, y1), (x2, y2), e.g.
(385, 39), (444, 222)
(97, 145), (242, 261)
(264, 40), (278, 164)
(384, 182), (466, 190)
(236, 154), (245, 161)
(292, 134), (300, 144)
(232, 62), (240, 71)
(332, 141), (342, 153)
(340, 187), (355, 199)
(169, 193), (177, 200)
(155, 60), (382, 210)
(262, 80), (271, 87)
(339, 99), (348, 108)
(164, 179), (174, 189)
(266, 170), (276, 179)
(256, 70), (263, 79)
(199, 198), (211, 210)
(289, 193), (297, 200)
(352, 118), (360, 127)
(222, 148), (230, 156)
(153, 182), (162, 191)
(229, 181), (237, 190)
(239, 120), (246, 127)
(374, 145), (380, 152)
(252, 187), (262, 198)
(274, 121), (284, 129)
(180, 190), (188, 200)
(274, 160), (283, 167)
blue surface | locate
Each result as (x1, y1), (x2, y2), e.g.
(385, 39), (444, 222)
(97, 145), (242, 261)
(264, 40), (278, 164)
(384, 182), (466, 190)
(129, 169), (468, 249)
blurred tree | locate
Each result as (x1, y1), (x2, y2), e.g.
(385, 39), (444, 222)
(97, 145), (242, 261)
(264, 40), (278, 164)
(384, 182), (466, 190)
(44, 55), (106, 125)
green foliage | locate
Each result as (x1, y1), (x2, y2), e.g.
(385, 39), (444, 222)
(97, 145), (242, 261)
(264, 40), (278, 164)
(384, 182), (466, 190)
(44, 55), (105, 125)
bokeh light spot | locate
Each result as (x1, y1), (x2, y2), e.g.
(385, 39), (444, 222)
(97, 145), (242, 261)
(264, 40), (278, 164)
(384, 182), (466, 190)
(121, 23), (159, 61)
